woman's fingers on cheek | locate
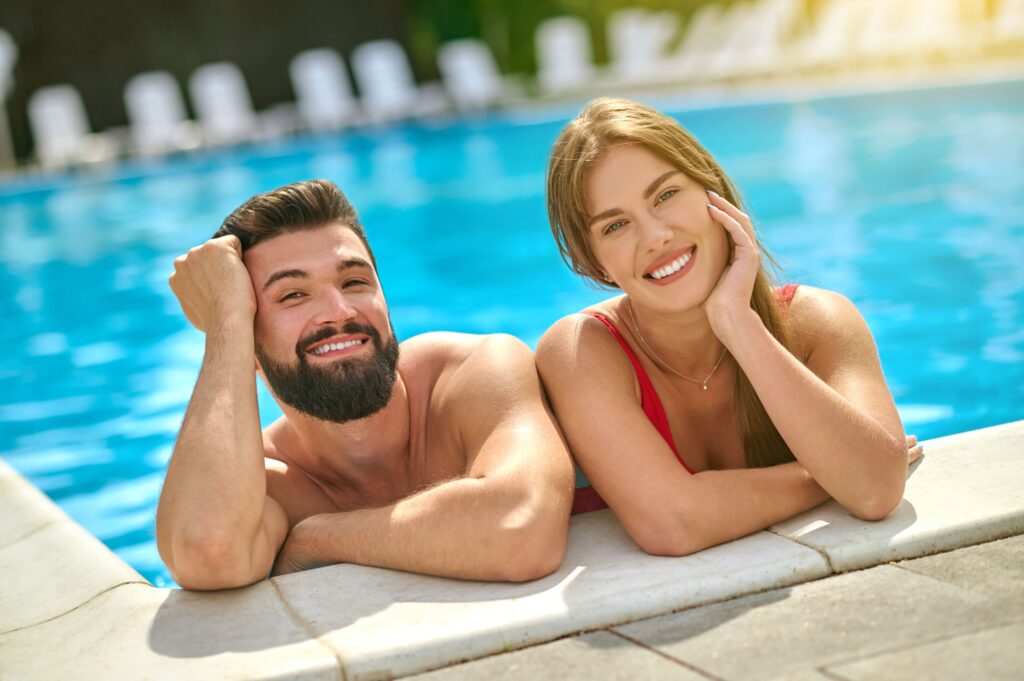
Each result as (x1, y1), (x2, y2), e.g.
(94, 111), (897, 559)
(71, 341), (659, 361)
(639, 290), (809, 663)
(707, 189), (746, 219)
(708, 204), (751, 246)
(708, 189), (756, 239)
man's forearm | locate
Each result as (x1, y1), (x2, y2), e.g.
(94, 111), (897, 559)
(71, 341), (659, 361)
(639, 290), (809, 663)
(281, 476), (568, 582)
(157, 320), (272, 582)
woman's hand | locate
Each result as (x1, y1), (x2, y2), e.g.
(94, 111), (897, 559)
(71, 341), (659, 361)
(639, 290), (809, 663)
(168, 234), (257, 334)
(906, 434), (924, 466)
(702, 190), (761, 340)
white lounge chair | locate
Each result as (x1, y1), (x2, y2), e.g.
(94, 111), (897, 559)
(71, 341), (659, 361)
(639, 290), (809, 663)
(437, 39), (506, 112)
(0, 28), (15, 99)
(124, 71), (199, 156)
(188, 62), (259, 145)
(0, 28), (18, 168)
(856, 0), (918, 64)
(606, 8), (680, 82)
(535, 16), (596, 94)
(352, 40), (445, 124)
(703, 1), (772, 79)
(734, 0), (806, 77)
(796, 0), (874, 70)
(670, 4), (733, 79)
(290, 48), (359, 131)
(996, 0), (1024, 46)
(27, 84), (116, 168)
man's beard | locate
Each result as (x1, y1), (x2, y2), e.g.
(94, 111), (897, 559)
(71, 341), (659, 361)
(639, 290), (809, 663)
(255, 321), (400, 424)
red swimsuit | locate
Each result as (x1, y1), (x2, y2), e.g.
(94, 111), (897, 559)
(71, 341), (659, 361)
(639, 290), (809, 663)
(571, 284), (800, 515)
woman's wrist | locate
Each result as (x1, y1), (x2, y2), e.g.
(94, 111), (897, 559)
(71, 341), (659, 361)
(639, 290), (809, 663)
(708, 306), (763, 350)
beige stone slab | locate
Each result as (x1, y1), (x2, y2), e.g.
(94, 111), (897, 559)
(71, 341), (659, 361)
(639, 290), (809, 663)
(274, 510), (829, 680)
(770, 420), (1024, 572)
(0, 458), (69, 548)
(0, 582), (339, 680)
(896, 534), (1024, 607)
(408, 630), (707, 680)
(825, 621), (1024, 681)
(615, 564), (1013, 681)
(0, 520), (146, 633)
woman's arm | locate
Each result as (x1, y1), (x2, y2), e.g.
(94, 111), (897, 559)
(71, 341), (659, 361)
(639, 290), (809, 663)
(536, 314), (830, 557)
(712, 287), (908, 520)
(704, 192), (908, 520)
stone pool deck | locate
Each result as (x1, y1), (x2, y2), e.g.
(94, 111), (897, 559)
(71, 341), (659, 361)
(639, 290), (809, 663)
(1, 420), (1022, 680)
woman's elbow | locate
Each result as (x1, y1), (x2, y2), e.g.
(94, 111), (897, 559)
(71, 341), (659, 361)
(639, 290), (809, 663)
(847, 489), (903, 522)
(846, 474), (906, 521)
(629, 514), (703, 557)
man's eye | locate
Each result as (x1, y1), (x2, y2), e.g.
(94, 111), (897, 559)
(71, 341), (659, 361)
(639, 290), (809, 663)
(279, 292), (304, 302)
(656, 189), (678, 204)
(343, 279), (368, 288)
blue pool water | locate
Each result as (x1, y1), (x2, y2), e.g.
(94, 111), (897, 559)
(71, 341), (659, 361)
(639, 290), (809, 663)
(2, 79), (1022, 587)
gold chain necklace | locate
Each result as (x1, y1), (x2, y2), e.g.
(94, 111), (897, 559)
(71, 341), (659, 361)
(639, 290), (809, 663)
(626, 298), (728, 392)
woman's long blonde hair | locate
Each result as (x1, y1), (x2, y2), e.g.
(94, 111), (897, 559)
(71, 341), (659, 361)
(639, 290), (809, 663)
(547, 97), (795, 468)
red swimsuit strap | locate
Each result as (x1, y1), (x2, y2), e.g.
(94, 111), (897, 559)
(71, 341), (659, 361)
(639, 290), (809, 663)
(582, 311), (692, 473)
(777, 283), (799, 309)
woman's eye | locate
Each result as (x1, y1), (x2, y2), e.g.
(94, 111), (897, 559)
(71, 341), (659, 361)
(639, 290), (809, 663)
(279, 292), (304, 303)
(604, 220), (626, 235)
(656, 188), (678, 204)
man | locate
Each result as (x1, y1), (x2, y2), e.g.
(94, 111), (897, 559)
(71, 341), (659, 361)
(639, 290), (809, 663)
(157, 179), (574, 590)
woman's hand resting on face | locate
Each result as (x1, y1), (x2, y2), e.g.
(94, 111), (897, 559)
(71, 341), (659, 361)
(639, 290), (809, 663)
(701, 190), (762, 341)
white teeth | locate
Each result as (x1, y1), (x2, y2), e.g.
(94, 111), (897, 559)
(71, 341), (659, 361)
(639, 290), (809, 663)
(311, 339), (364, 355)
(649, 251), (693, 280)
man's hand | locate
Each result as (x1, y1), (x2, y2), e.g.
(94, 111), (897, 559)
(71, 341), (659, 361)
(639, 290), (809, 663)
(271, 517), (326, 577)
(169, 234), (257, 333)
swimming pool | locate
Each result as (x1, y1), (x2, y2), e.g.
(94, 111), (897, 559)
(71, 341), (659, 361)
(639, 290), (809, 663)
(2, 79), (1022, 587)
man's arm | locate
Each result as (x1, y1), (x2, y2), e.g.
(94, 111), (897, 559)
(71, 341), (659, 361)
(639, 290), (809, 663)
(273, 334), (575, 582)
(156, 236), (288, 590)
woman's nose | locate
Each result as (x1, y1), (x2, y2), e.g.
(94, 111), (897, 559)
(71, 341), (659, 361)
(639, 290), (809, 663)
(639, 216), (673, 250)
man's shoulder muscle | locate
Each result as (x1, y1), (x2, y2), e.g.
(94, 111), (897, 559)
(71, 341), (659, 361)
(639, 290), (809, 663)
(261, 420), (335, 525)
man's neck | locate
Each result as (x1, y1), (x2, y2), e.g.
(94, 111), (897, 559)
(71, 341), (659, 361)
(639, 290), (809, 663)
(278, 377), (416, 505)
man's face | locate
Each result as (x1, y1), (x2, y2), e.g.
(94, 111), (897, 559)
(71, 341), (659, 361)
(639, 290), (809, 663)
(243, 223), (399, 423)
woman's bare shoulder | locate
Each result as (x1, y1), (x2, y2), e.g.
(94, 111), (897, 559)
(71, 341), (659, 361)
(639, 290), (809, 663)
(786, 285), (879, 361)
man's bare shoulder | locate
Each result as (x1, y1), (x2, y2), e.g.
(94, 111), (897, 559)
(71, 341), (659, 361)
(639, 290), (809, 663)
(401, 332), (536, 410)
(400, 331), (530, 377)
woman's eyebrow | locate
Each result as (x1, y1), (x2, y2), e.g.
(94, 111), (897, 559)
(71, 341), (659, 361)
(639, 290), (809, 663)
(587, 207), (622, 228)
(644, 171), (679, 199)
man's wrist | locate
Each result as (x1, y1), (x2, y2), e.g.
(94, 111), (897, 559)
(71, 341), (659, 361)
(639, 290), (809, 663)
(205, 314), (255, 344)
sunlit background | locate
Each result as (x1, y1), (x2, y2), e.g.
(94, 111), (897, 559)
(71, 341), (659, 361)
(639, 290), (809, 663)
(1, 0), (1022, 586)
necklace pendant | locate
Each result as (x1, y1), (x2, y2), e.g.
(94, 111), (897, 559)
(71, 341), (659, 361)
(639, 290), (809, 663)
(701, 382), (709, 391)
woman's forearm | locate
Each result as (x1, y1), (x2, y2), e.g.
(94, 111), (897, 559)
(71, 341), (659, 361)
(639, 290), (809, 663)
(714, 310), (906, 519)
(626, 461), (829, 556)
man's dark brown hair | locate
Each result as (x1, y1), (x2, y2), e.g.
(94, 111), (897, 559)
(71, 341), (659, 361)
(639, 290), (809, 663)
(214, 179), (376, 269)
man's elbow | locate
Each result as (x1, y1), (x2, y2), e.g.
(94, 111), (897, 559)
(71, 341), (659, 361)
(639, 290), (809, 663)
(493, 501), (568, 583)
(165, 534), (264, 591)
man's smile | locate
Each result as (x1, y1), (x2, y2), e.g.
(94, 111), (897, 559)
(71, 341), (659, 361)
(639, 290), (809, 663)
(305, 334), (370, 358)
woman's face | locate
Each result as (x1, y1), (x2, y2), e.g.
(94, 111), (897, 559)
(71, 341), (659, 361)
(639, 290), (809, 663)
(585, 143), (730, 313)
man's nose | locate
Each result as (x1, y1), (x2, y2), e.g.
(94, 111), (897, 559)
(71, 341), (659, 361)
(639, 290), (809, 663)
(313, 287), (357, 325)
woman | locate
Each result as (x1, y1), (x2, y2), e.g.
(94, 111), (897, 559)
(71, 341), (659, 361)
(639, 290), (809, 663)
(537, 98), (921, 556)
